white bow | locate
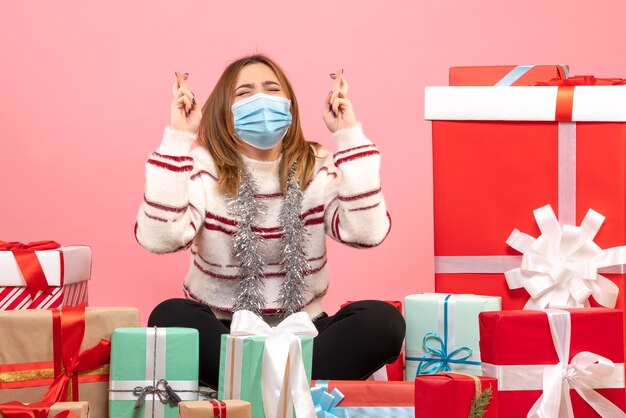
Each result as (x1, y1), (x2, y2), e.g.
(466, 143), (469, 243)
(527, 309), (626, 418)
(231, 310), (318, 418)
(505, 205), (626, 309)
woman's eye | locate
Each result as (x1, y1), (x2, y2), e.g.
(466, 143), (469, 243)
(236, 91), (249, 96)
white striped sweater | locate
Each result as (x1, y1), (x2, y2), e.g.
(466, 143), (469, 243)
(135, 123), (391, 322)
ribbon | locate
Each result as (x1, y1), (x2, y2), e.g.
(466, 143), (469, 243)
(493, 310), (626, 417)
(406, 294), (480, 376)
(310, 385), (344, 418)
(132, 379), (181, 409)
(0, 402), (80, 418)
(230, 310), (318, 418)
(40, 305), (111, 402)
(505, 205), (626, 309)
(495, 65), (569, 87)
(209, 400), (227, 418)
(0, 241), (61, 299)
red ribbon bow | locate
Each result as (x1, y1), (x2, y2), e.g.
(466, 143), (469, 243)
(39, 305), (111, 403)
(534, 75), (626, 121)
(0, 241), (62, 299)
(0, 402), (79, 418)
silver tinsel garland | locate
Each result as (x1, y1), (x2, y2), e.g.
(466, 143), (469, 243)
(275, 164), (310, 316)
(229, 169), (267, 316)
(229, 163), (309, 316)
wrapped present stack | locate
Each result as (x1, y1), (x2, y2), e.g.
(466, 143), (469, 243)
(410, 64), (626, 417)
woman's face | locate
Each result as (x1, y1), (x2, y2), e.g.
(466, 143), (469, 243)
(233, 63), (288, 104)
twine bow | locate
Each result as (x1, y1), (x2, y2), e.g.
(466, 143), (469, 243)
(132, 379), (182, 409)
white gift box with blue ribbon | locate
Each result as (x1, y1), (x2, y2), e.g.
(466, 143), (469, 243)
(404, 293), (501, 380)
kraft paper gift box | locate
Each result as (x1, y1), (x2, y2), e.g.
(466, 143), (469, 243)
(341, 300), (404, 381)
(179, 400), (250, 418)
(0, 242), (90, 310)
(414, 373), (498, 418)
(449, 64), (569, 86)
(218, 311), (316, 418)
(0, 306), (139, 418)
(479, 308), (626, 417)
(109, 327), (199, 418)
(426, 75), (626, 311)
(404, 293), (500, 380)
(0, 402), (89, 418)
(311, 380), (414, 417)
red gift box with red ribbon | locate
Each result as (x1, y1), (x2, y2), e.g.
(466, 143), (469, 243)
(0, 306), (139, 418)
(0, 241), (91, 310)
(449, 64), (569, 86)
(426, 72), (626, 311)
(479, 308), (626, 417)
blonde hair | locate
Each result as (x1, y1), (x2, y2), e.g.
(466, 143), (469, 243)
(197, 54), (319, 197)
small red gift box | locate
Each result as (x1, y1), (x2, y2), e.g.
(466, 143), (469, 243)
(341, 300), (404, 380)
(414, 373), (498, 418)
(449, 64), (568, 86)
(479, 308), (626, 417)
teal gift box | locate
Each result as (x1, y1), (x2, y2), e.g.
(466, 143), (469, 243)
(108, 327), (199, 418)
(405, 293), (501, 380)
(218, 333), (314, 418)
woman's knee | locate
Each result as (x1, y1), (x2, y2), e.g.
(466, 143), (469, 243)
(343, 300), (406, 350)
(148, 298), (207, 327)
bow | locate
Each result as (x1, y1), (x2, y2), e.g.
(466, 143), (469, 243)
(0, 240), (61, 298)
(417, 332), (475, 375)
(505, 205), (626, 309)
(310, 386), (344, 418)
(230, 310), (318, 418)
(536, 75), (626, 86)
(132, 379), (182, 409)
(527, 310), (626, 418)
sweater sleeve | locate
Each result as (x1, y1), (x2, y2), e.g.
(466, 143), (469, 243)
(323, 123), (391, 247)
(134, 126), (207, 253)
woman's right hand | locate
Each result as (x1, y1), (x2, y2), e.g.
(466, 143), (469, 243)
(169, 71), (202, 134)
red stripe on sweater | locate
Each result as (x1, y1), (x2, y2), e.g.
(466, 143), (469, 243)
(144, 211), (168, 222)
(348, 202), (381, 212)
(255, 192), (283, 199)
(334, 208), (341, 240)
(204, 207), (325, 230)
(190, 170), (218, 181)
(334, 150), (380, 166)
(205, 223), (235, 236)
(144, 196), (188, 213)
(333, 144), (376, 159)
(192, 258), (328, 280)
(184, 284), (329, 315)
(338, 187), (381, 201)
(147, 159), (193, 172)
(153, 152), (193, 162)
(203, 217), (324, 239)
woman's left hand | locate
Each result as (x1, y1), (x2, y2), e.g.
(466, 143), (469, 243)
(323, 69), (358, 133)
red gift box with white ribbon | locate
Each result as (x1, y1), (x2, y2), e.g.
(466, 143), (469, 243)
(426, 74), (626, 311)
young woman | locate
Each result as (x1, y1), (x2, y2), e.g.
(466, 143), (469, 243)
(136, 54), (405, 388)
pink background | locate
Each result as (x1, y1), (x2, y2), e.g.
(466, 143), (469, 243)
(2, 1), (626, 323)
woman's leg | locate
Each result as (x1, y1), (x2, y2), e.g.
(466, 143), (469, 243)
(147, 298), (229, 388)
(311, 300), (406, 380)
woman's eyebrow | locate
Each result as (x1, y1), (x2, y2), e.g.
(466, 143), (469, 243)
(263, 81), (281, 87)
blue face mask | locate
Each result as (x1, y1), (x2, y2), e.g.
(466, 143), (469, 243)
(231, 93), (293, 150)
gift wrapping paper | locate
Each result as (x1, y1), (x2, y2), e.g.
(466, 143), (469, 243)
(479, 308), (626, 417)
(0, 244), (90, 310)
(0, 307), (139, 418)
(0, 402), (89, 418)
(218, 311), (315, 418)
(341, 300), (404, 381)
(414, 373), (497, 418)
(405, 293), (500, 380)
(109, 327), (199, 418)
(178, 400), (250, 418)
(426, 76), (626, 311)
(311, 380), (414, 417)
(449, 64), (568, 86)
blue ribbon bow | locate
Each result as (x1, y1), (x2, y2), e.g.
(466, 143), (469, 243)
(311, 383), (345, 418)
(409, 294), (481, 376)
